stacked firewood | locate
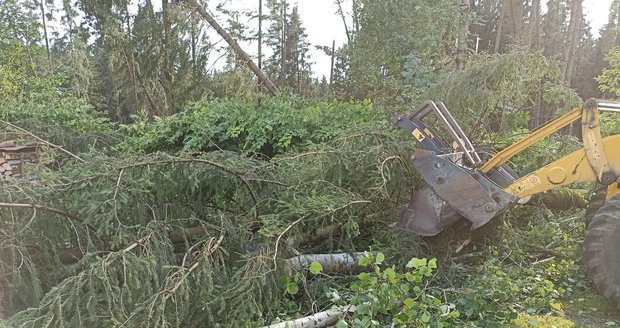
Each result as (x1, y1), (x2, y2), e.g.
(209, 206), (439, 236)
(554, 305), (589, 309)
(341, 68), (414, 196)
(0, 140), (40, 180)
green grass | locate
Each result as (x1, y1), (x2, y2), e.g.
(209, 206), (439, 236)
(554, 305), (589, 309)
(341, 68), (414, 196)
(512, 290), (620, 327)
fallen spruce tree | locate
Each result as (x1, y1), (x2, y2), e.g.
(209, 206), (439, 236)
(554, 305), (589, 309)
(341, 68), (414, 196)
(0, 128), (422, 327)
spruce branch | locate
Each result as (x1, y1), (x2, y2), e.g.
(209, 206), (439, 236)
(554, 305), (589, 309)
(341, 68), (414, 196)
(0, 120), (85, 163)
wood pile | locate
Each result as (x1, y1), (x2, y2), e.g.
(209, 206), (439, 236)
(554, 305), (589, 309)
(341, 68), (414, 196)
(0, 140), (41, 180)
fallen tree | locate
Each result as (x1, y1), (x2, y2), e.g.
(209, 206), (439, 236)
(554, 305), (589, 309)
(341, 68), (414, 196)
(263, 305), (356, 328)
(287, 252), (369, 274)
(1, 129), (418, 326)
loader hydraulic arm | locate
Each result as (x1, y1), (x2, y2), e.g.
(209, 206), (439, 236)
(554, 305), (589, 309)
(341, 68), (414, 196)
(492, 99), (620, 199)
(394, 98), (620, 237)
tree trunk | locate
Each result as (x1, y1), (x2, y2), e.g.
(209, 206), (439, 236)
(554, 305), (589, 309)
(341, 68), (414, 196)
(281, 0), (287, 82)
(494, 0), (506, 53)
(336, 0), (351, 42)
(261, 305), (355, 328)
(39, 0), (51, 63)
(563, 0), (583, 85)
(509, 0), (525, 44)
(191, 10), (197, 65)
(455, 0), (471, 71)
(329, 40), (336, 86)
(162, 0), (175, 114)
(531, 188), (587, 210)
(258, 0), (263, 70)
(526, 0), (541, 50)
(183, 0), (279, 95)
(352, 0), (360, 35)
(287, 252), (370, 273)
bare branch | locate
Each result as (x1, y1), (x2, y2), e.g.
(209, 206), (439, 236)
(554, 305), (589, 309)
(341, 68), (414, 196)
(0, 202), (81, 221)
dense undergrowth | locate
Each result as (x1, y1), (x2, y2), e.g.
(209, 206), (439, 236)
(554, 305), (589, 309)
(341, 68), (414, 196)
(120, 95), (387, 157)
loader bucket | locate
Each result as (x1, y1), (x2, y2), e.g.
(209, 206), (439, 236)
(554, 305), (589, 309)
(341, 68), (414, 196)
(396, 187), (462, 236)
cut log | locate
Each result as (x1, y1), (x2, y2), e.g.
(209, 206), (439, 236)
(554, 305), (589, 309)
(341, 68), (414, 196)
(287, 252), (371, 274)
(262, 305), (355, 328)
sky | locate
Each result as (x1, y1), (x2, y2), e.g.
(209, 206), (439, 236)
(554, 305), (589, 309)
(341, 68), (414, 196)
(582, 0), (612, 36)
(203, 0), (350, 79)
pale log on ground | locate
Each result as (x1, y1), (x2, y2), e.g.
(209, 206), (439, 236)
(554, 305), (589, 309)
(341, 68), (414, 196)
(262, 305), (355, 328)
(287, 252), (369, 273)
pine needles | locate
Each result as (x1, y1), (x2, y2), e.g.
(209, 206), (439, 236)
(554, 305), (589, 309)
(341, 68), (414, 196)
(1, 126), (418, 327)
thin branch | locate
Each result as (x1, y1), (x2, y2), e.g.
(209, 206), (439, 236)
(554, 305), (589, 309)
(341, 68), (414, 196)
(273, 217), (305, 272)
(0, 202), (81, 221)
(167, 233), (224, 296)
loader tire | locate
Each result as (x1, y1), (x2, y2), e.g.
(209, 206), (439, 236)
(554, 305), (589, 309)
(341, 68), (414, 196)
(585, 185), (608, 227)
(584, 195), (620, 310)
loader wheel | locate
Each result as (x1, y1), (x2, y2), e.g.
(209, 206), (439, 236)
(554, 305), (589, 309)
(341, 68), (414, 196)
(585, 185), (608, 227)
(584, 195), (620, 309)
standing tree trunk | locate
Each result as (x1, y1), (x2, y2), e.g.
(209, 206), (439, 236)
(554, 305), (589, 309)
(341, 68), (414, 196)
(258, 0), (263, 70)
(352, 0), (360, 36)
(509, 0), (525, 44)
(329, 40), (336, 86)
(455, 0), (471, 71)
(39, 0), (51, 63)
(183, 0), (279, 95)
(563, 0), (583, 85)
(280, 0), (287, 83)
(162, 0), (175, 115)
(526, 0), (541, 50)
(191, 10), (197, 66)
(494, 0), (506, 53)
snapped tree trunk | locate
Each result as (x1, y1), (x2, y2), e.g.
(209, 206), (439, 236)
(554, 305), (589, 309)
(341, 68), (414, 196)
(183, 0), (279, 95)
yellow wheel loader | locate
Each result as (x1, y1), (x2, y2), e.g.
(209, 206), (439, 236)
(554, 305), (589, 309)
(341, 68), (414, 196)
(394, 98), (620, 308)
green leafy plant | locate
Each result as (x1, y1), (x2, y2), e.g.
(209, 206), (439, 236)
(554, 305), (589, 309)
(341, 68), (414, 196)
(121, 95), (388, 157)
(597, 47), (620, 97)
(344, 253), (459, 328)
